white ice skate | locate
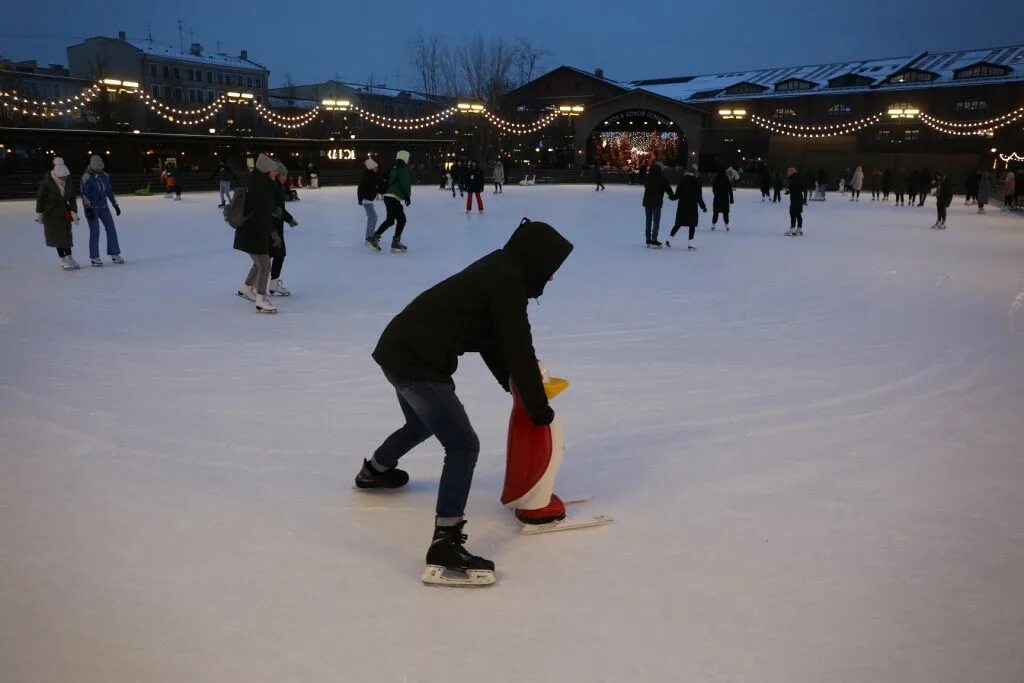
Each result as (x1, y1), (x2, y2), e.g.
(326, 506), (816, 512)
(687, 241), (698, 251)
(269, 279), (291, 296)
(421, 565), (495, 587)
(60, 256), (80, 270)
(236, 285), (256, 302)
(111, 254), (125, 264)
(90, 258), (103, 267)
(255, 294), (277, 314)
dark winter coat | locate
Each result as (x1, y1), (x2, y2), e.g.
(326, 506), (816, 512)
(232, 169), (277, 255)
(593, 166), (603, 181)
(882, 169), (892, 193)
(373, 221), (574, 426)
(965, 171), (979, 195)
(759, 169), (771, 192)
(465, 166), (485, 193)
(674, 174), (707, 227)
(892, 169), (907, 193)
(357, 168), (379, 203)
(907, 170), (920, 194)
(918, 169), (932, 196)
(771, 172), (784, 190)
(936, 176), (953, 207)
(711, 171), (733, 212)
(36, 174), (77, 249)
(210, 163), (236, 184)
(383, 161), (412, 203)
(977, 174), (991, 205)
(869, 170), (882, 191)
(787, 173), (805, 210)
(817, 169), (829, 187)
(642, 165), (674, 208)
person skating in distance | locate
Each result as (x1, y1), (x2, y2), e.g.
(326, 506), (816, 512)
(356, 218), (573, 586)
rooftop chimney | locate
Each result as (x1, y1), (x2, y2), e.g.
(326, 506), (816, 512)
(118, 30), (126, 41)
(190, 43), (203, 56)
(240, 49), (248, 61)
(595, 68), (604, 79)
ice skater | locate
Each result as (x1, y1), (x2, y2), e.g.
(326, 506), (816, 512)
(451, 160), (465, 198)
(1002, 171), (1016, 210)
(893, 168), (907, 206)
(931, 173), (952, 229)
(816, 168), (829, 201)
(356, 218), (573, 586)
(36, 157), (81, 270)
(80, 155), (124, 267)
(367, 150), (412, 253)
(234, 153), (280, 313)
(594, 164), (605, 191)
(771, 170), (784, 203)
(976, 171), (991, 214)
(210, 159), (236, 208)
(161, 162), (181, 200)
(642, 161), (675, 247)
(785, 167), (805, 236)
(849, 166), (863, 201)
(667, 164), (706, 250)
(917, 168), (931, 206)
(964, 170), (979, 206)
(907, 169), (920, 207)
(268, 161), (298, 297)
(493, 160), (504, 194)
(711, 166), (733, 231)
(759, 167), (770, 201)
(882, 168), (892, 201)
(464, 160), (485, 213)
(358, 158), (380, 241)
(869, 168), (882, 200)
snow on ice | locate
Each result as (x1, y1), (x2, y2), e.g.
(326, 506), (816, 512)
(1, 184), (1023, 682)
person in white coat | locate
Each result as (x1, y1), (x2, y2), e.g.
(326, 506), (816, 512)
(493, 161), (505, 194)
(849, 166), (864, 202)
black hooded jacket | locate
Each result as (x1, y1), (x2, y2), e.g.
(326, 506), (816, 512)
(373, 220), (574, 425)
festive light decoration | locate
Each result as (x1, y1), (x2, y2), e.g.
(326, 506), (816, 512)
(719, 108), (748, 120)
(483, 110), (561, 135)
(751, 112), (883, 137)
(998, 152), (1023, 162)
(919, 105), (1024, 129)
(254, 101), (321, 129)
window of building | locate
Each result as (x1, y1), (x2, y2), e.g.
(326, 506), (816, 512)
(207, 90), (216, 102)
(875, 129), (891, 141)
(207, 71), (213, 83)
(904, 129), (920, 141)
(889, 69), (935, 84)
(173, 67), (180, 79)
(773, 108), (797, 119)
(151, 84), (160, 98)
(775, 79), (813, 92)
(954, 64), (1008, 80)
(217, 73), (224, 85)
(187, 68), (193, 81)
(953, 99), (989, 112)
(150, 64), (157, 78)
(725, 82), (766, 95)
(256, 95), (263, 104)
(174, 87), (183, 102)
(190, 88), (199, 103)
(827, 103), (852, 116)
(255, 78), (261, 89)
(163, 65), (169, 78)
(247, 77), (253, 88)
(162, 85), (171, 100)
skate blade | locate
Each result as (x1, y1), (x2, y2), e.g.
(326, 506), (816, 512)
(268, 292), (291, 297)
(519, 514), (614, 535)
(236, 292), (256, 302)
(256, 308), (277, 314)
(421, 565), (495, 587)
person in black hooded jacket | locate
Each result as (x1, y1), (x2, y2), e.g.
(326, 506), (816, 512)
(356, 218), (573, 579)
(711, 167), (733, 231)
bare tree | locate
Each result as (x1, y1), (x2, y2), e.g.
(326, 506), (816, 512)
(513, 38), (550, 88)
(409, 29), (443, 96)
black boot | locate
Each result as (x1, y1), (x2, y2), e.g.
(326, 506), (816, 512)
(425, 520), (494, 576)
(354, 459), (409, 489)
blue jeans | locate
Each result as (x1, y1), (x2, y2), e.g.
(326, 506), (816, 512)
(374, 370), (481, 519)
(86, 206), (120, 259)
(644, 206), (662, 242)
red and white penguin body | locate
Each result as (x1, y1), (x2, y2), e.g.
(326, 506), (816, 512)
(501, 367), (568, 523)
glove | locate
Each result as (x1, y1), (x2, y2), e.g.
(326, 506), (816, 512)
(84, 208), (95, 220)
(286, 218), (298, 228)
(270, 232), (282, 248)
(531, 406), (555, 427)
(113, 204), (121, 216)
(34, 213), (42, 224)
(404, 200), (410, 207)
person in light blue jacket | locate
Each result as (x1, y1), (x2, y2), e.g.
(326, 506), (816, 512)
(80, 155), (124, 266)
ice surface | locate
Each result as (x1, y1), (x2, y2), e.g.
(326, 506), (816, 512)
(1, 185), (1023, 682)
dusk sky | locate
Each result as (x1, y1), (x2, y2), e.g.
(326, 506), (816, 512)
(4, 0), (1021, 89)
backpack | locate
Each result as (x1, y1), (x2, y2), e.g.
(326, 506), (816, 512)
(224, 186), (248, 228)
(377, 168), (392, 197)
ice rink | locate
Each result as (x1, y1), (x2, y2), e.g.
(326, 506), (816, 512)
(1, 182), (1023, 682)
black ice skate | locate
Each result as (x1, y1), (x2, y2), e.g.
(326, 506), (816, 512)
(390, 239), (408, 253)
(354, 459), (409, 489)
(365, 236), (382, 253)
(422, 520), (495, 587)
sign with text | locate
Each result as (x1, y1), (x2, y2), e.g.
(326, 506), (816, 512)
(326, 148), (357, 160)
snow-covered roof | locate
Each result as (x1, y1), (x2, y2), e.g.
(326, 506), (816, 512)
(127, 40), (267, 71)
(268, 96), (318, 110)
(631, 44), (1024, 102)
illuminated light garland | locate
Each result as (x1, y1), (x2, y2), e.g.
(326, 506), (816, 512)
(0, 83), (103, 107)
(918, 117), (998, 137)
(998, 152), (1023, 162)
(751, 111), (885, 131)
(351, 105), (458, 125)
(751, 114), (883, 138)
(919, 105), (1024, 129)
(482, 110), (561, 135)
(254, 101), (321, 123)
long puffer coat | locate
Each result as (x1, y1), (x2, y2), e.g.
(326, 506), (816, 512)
(36, 174), (77, 249)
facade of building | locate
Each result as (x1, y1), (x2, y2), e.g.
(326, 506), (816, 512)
(67, 32), (270, 105)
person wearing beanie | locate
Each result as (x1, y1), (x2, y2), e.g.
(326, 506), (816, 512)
(358, 158), (380, 241)
(36, 157), (81, 269)
(160, 161), (182, 200)
(80, 155), (124, 266)
(234, 153), (281, 313)
(710, 166), (734, 231)
(268, 160), (298, 297)
(210, 159), (237, 208)
(367, 150), (412, 253)
(932, 172), (953, 229)
(493, 159), (505, 194)
(785, 167), (805, 236)
(358, 218), (573, 586)
(667, 165), (706, 250)
(849, 166), (864, 202)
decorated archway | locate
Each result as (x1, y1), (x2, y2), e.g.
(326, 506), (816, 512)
(588, 109), (686, 170)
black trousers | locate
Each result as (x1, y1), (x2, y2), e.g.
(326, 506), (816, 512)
(56, 247), (71, 257)
(712, 209), (729, 225)
(937, 204), (947, 223)
(269, 229), (286, 279)
(670, 223), (697, 240)
(790, 208), (803, 228)
(375, 197), (407, 240)
(895, 192), (904, 204)
(772, 188), (781, 202)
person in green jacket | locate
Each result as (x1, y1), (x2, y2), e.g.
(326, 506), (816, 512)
(367, 150), (412, 253)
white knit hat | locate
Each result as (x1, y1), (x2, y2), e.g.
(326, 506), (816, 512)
(52, 157), (71, 178)
(255, 153), (276, 173)
(396, 150), (410, 164)
(365, 158), (378, 170)
(89, 155), (104, 171)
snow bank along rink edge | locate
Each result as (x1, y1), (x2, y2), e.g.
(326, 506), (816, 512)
(1, 184), (1023, 683)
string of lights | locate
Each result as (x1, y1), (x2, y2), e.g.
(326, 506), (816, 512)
(751, 111), (884, 132)
(0, 83), (103, 108)
(918, 118), (995, 137)
(919, 105), (1024, 129)
(482, 110), (561, 134)
(350, 105), (458, 125)
(254, 101), (321, 123)
(751, 114), (883, 138)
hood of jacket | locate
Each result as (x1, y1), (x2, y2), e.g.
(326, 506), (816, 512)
(502, 220), (574, 299)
